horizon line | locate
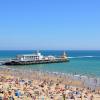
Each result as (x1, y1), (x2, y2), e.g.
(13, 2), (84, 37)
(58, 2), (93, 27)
(0, 49), (100, 51)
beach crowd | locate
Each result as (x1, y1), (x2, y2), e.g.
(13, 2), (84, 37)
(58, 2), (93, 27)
(0, 69), (100, 100)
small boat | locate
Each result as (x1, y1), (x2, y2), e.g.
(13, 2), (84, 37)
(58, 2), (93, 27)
(4, 51), (69, 65)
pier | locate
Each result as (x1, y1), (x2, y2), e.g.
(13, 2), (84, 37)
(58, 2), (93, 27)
(3, 51), (69, 65)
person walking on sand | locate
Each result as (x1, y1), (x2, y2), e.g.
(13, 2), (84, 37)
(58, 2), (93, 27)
(62, 92), (66, 100)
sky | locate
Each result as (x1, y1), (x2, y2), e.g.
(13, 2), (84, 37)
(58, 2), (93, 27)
(0, 0), (100, 50)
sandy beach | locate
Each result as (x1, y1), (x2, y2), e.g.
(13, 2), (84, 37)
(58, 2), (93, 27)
(0, 68), (100, 100)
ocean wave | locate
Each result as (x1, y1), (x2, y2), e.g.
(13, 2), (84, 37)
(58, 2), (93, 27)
(0, 63), (2, 66)
(68, 56), (100, 59)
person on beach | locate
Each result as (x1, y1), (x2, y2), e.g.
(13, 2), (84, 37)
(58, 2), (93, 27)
(3, 92), (8, 100)
(67, 92), (75, 100)
(8, 91), (14, 100)
(62, 92), (66, 100)
(15, 89), (21, 98)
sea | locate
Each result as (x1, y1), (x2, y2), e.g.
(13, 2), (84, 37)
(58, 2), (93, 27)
(0, 50), (100, 78)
